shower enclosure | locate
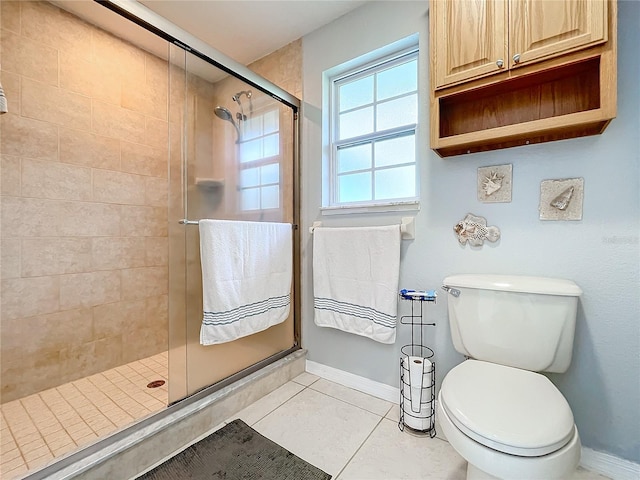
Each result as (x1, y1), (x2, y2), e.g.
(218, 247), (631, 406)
(0, 1), (300, 477)
(167, 35), (300, 403)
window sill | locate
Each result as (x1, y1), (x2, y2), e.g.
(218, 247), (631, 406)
(321, 200), (420, 216)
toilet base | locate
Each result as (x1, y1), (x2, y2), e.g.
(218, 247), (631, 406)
(466, 463), (502, 480)
(438, 393), (581, 480)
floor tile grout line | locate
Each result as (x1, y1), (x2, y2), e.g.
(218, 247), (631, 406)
(307, 383), (393, 418)
(52, 385), (102, 446)
(45, 395), (79, 429)
(293, 376), (319, 388)
(0, 354), (169, 479)
(335, 417), (384, 478)
(267, 382), (395, 479)
(17, 397), (55, 456)
(77, 353), (165, 427)
(63, 383), (110, 432)
(48, 389), (87, 434)
(14, 403), (54, 468)
(245, 382), (309, 428)
(0, 408), (28, 470)
(85, 374), (134, 421)
(329, 401), (386, 480)
(86, 370), (153, 419)
(32, 392), (68, 442)
(3, 402), (32, 435)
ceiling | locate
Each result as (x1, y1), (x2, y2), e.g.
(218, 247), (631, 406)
(53, 0), (367, 85)
(138, 0), (367, 65)
(53, 0), (356, 65)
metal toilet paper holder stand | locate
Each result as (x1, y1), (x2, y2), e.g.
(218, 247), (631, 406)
(398, 292), (437, 437)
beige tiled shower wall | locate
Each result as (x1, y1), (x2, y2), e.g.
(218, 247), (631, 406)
(249, 39), (302, 100)
(249, 39), (302, 224)
(0, 1), (169, 402)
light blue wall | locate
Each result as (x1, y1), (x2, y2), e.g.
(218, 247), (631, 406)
(301, 0), (640, 464)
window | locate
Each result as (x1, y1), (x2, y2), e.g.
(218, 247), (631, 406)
(238, 109), (280, 211)
(329, 48), (418, 208)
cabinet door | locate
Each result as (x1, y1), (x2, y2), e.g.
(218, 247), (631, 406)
(509, 0), (608, 68)
(432, 0), (508, 89)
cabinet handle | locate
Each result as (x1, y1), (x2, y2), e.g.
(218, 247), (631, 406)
(496, 59), (504, 68)
(513, 53), (521, 64)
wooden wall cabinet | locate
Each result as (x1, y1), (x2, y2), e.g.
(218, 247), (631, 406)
(432, 0), (508, 89)
(429, 0), (617, 158)
(433, 0), (608, 90)
(509, 0), (607, 72)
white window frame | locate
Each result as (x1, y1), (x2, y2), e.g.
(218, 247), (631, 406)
(237, 106), (281, 212)
(326, 46), (419, 212)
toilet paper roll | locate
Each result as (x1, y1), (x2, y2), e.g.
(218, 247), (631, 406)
(408, 356), (424, 413)
(401, 355), (433, 431)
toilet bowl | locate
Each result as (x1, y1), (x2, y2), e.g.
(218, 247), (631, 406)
(437, 360), (581, 480)
(440, 274), (583, 480)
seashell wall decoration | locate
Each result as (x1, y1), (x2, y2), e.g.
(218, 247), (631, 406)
(454, 213), (501, 247)
(483, 171), (504, 196)
(539, 178), (584, 221)
(550, 186), (574, 210)
(478, 164), (512, 203)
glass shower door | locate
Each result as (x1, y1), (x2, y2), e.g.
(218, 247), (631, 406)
(169, 46), (297, 402)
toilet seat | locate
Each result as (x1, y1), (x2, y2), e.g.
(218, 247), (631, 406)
(440, 360), (575, 456)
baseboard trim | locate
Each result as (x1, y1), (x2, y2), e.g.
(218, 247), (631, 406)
(580, 447), (640, 480)
(305, 360), (640, 480)
(305, 360), (399, 403)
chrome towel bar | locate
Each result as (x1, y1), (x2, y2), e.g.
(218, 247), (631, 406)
(179, 219), (298, 229)
(308, 216), (415, 240)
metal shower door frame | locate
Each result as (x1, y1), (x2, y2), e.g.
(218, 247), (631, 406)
(97, 0), (302, 400)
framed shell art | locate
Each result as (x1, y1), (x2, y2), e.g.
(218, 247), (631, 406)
(477, 164), (512, 203)
(539, 178), (584, 221)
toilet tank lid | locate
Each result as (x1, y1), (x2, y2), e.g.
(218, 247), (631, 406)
(443, 274), (582, 296)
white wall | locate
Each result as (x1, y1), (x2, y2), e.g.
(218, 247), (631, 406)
(301, 0), (640, 464)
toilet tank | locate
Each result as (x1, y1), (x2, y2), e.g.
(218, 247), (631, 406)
(442, 274), (582, 373)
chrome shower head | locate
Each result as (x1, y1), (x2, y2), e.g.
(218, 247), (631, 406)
(214, 106), (233, 121)
(232, 90), (253, 117)
(214, 106), (241, 143)
(232, 90), (252, 103)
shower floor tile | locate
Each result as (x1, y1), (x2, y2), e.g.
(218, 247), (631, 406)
(0, 351), (168, 479)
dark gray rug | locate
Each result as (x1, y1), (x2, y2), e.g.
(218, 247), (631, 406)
(137, 419), (331, 480)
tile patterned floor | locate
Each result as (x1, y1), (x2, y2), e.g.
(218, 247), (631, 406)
(0, 352), (168, 479)
(1, 365), (613, 480)
(226, 372), (611, 480)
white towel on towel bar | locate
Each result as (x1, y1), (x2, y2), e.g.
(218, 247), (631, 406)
(313, 225), (401, 344)
(199, 219), (292, 345)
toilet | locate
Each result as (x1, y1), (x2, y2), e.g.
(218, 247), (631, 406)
(439, 274), (583, 480)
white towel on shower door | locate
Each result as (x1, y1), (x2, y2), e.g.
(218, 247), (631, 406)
(199, 219), (292, 345)
(0, 81), (8, 114)
(313, 225), (401, 344)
